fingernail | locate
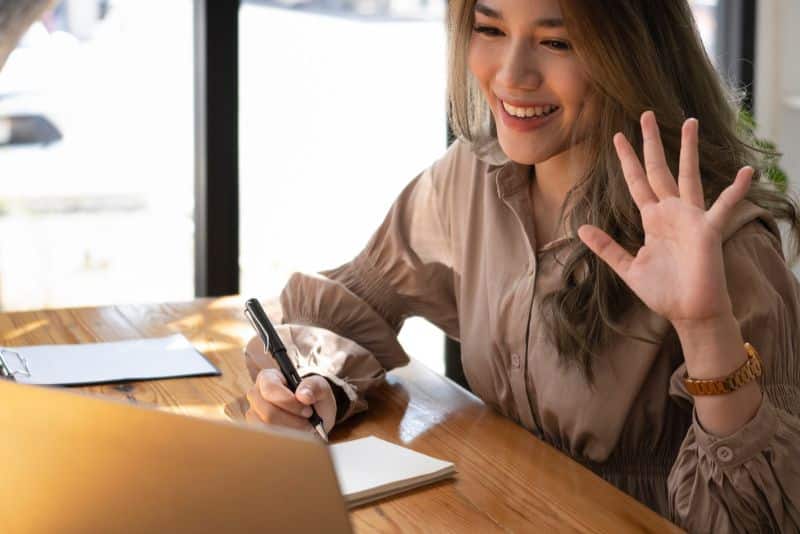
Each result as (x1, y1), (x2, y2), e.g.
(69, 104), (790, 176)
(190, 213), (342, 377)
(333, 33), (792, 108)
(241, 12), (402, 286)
(301, 407), (313, 417)
(299, 387), (314, 400)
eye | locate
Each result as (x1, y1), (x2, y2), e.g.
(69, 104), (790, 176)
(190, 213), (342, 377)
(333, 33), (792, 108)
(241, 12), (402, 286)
(472, 25), (504, 37)
(542, 39), (572, 51)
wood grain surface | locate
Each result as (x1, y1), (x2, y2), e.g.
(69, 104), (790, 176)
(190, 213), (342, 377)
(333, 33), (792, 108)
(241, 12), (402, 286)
(0, 298), (684, 533)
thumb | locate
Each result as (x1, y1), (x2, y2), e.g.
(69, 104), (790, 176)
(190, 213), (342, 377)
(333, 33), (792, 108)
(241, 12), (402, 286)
(578, 224), (634, 280)
(295, 376), (322, 405)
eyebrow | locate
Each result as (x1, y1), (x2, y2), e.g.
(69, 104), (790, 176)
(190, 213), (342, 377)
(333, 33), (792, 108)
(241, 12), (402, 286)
(473, 3), (564, 27)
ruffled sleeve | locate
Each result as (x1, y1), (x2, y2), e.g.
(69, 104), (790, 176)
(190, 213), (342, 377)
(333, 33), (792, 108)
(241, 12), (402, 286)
(248, 142), (463, 422)
(667, 216), (800, 533)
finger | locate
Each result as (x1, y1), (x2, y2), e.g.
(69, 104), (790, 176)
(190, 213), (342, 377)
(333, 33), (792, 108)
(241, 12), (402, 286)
(245, 356), (260, 382)
(578, 225), (634, 280)
(295, 375), (337, 432)
(245, 408), (264, 425)
(246, 386), (277, 421)
(614, 132), (657, 209)
(263, 407), (312, 431)
(678, 118), (705, 209)
(245, 335), (275, 371)
(257, 367), (287, 389)
(706, 166), (754, 230)
(256, 370), (312, 417)
(245, 389), (312, 430)
(295, 375), (327, 406)
(641, 111), (679, 199)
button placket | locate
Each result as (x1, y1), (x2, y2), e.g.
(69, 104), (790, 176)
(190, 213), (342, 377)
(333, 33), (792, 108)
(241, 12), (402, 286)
(496, 182), (539, 431)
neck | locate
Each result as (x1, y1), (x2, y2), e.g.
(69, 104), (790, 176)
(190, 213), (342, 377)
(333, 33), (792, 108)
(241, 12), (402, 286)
(530, 145), (591, 212)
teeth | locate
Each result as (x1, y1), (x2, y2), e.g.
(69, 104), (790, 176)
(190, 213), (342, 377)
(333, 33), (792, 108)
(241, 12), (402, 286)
(502, 101), (559, 118)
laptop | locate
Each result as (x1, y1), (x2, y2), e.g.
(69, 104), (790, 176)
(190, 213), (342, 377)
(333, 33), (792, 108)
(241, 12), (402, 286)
(0, 379), (352, 533)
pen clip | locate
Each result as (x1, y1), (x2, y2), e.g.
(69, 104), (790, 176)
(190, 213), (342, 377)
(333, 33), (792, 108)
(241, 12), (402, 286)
(244, 309), (270, 354)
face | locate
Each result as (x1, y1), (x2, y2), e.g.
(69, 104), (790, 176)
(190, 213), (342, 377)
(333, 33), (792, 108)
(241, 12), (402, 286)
(467, 0), (592, 165)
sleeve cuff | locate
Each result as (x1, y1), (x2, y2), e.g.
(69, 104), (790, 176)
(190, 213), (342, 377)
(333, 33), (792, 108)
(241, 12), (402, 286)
(691, 395), (780, 468)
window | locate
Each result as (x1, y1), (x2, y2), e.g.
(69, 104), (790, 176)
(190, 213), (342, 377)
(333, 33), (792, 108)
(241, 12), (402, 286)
(689, 0), (720, 62)
(238, 0), (449, 372)
(0, 0), (194, 311)
(754, 1), (800, 273)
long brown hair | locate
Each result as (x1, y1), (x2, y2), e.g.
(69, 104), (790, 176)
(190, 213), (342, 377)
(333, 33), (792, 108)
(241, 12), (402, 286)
(447, 0), (800, 381)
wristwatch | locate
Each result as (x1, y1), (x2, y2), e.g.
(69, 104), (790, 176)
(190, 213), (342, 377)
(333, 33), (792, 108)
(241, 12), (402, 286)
(683, 342), (763, 396)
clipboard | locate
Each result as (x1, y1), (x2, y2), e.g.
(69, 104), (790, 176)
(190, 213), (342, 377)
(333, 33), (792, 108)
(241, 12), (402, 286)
(0, 334), (220, 386)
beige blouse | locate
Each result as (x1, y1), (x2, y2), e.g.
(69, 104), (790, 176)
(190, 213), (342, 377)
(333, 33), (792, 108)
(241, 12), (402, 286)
(259, 140), (800, 532)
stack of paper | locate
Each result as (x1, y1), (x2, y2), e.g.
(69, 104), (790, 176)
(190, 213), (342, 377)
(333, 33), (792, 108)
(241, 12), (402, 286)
(329, 436), (456, 507)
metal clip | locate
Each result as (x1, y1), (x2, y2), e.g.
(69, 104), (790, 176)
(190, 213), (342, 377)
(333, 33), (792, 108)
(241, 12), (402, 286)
(244, 308), (270, 353)
(0, 348), (31, 378)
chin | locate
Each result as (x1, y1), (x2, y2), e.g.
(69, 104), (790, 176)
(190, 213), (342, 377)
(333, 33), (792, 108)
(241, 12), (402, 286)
(496, 135), (554, 165)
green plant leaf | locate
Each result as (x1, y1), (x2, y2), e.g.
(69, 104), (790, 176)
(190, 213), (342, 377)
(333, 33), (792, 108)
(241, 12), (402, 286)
(738, 109), (790, 191)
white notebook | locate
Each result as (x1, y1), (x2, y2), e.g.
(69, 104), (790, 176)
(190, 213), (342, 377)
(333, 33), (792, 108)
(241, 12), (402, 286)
(330, 436), (456, 508)
(0, 334), (219, 386)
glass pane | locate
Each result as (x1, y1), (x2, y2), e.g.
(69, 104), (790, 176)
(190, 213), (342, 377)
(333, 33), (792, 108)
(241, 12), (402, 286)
(0, 0), (194, 311)
(239, 0), (448, 373)
(689, 0), (720, 62)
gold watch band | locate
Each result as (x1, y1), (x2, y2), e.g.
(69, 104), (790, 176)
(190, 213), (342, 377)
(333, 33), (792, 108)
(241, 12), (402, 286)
(683, 342), (763, 396)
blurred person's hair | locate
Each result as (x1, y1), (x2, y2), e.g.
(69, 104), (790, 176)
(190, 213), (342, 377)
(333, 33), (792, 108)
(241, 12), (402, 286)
(0, 0), (57, 70)
(446, 0), (800, 381)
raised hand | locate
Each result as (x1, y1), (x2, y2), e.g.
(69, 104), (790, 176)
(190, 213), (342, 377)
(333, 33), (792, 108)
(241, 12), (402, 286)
(577, 111), (753, 329)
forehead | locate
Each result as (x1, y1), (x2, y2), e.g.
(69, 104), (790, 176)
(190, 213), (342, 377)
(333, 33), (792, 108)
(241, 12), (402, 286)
(474, 0), (564, 22)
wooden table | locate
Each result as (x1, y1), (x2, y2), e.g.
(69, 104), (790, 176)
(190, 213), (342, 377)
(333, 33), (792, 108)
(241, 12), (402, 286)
(0, 297), (683, 533)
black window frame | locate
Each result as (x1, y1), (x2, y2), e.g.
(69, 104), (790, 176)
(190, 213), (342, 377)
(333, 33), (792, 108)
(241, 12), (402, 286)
(716, 0), (757, 111)
(194, 0), (241, 297)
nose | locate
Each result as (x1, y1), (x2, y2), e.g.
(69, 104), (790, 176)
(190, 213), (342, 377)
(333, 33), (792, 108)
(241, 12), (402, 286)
(496, 38), (542, 91)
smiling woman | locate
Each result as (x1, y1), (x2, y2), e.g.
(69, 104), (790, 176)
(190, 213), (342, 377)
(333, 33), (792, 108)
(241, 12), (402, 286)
(466, 0), (591, 166)
(243, 0), (800, 531)
(450, 0), (800, 381)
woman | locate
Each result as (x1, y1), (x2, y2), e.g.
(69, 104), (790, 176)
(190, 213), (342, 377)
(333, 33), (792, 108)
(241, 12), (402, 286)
(244, 0), (800, 531)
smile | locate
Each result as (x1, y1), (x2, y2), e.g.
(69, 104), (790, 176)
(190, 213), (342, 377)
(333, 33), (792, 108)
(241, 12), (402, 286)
(501, 101), (560, 118)
(498, 99), (561, 132)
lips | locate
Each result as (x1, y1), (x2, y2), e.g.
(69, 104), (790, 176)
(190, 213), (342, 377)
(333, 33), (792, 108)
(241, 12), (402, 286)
(500, 100), (560, 118)
(496, 98), (561, 132)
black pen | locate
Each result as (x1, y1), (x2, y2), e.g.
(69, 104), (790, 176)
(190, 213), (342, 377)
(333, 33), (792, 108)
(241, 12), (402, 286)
(244, 298), (328, 442)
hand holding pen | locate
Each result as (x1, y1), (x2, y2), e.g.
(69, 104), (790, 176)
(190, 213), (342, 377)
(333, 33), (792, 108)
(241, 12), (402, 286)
(243, 298), (335, 441)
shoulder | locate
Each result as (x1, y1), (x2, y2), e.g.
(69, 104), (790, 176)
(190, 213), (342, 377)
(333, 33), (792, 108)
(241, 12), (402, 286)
(721, 200), (782, 255)
(721, 201), (798, 313)
(423, 138), (502, 207)
(429, 138), (495, 184)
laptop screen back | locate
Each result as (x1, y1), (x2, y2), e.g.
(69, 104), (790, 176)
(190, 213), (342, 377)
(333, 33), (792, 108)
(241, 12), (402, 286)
(0, 380), (352, 533)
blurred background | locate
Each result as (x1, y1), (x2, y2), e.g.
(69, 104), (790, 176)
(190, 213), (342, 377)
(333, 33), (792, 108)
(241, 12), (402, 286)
(0, 0), (797, 373)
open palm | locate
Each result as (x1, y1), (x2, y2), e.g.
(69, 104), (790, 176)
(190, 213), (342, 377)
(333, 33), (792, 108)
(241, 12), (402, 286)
(578, 111), (753, 325)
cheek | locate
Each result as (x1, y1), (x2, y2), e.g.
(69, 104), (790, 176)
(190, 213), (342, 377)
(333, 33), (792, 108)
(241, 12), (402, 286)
(467, 39), (494, 89)
(550, 64), (591, 110)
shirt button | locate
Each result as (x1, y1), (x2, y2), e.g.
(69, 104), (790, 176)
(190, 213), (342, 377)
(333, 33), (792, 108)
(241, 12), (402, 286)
(510, 353), (521, 369)
(716, 446), (734, 463)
